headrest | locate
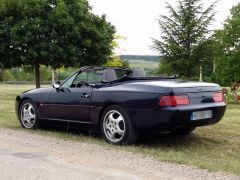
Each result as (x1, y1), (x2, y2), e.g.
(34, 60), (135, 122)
(132, 68), (145, 77)
(102, 68), (117, 82)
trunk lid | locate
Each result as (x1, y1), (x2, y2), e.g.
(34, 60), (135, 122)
(128, 80), (222, 105)
(170, 81), (220, 93)
(130, 80), (220, 93)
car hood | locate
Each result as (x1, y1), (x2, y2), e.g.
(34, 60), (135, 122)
(21, 87), (53, 95)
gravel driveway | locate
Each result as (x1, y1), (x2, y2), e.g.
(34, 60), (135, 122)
(0, 128), (239, 180)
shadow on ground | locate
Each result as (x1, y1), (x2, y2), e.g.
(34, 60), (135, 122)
(38, 126), (222, 149)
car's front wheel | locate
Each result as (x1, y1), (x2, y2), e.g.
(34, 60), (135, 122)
(19, 100), (39, 129)
(100, 105), (138, 145)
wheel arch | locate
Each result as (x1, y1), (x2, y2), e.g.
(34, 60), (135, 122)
(18, 97), (35, 115)
(97, 102), (139, 144)
(18, 97), (40, 129)
(97, 102), (122, 128)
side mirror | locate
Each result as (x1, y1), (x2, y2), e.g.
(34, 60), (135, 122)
(53, 83), (60, 89)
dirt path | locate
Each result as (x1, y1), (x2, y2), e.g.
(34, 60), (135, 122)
(0, 128), (238, 180)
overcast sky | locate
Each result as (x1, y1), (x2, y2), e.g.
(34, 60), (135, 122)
(88, 0), (239, 55)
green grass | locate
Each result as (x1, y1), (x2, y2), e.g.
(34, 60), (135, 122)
(0, 84), (240, 175)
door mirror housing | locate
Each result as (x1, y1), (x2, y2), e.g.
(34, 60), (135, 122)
(53, 83), (60, 89)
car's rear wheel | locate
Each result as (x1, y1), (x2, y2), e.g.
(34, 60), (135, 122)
(100, 105), (138, 145)
(171, 127), (196, 135)
(19, 100), (39, 129)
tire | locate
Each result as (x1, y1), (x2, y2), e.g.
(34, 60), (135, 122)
(100, 105), (139, 145)
(18, 100), (40, 129)
(171, 127), (196, 135)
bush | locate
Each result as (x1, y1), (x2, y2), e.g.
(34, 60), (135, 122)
(2, 70), (15, 81)
(223, 85), (240, 104)
(11, 68), (35, 81)
(40, 66), (52, 81)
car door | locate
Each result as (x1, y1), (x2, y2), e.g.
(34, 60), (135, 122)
(47, 71), (93, 123)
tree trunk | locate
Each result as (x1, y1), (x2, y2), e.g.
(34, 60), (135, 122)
(34, 63), (41, 88)
(52, 68), (55, 84)
(0, 68), (3, 82)
(213, 58), (216, 74)
(51, 68), (57, 84)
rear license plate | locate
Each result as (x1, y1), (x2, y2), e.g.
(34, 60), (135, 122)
(191, 110), (213, 121)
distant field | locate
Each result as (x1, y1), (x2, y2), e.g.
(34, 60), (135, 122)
(128, 59), (159, 69)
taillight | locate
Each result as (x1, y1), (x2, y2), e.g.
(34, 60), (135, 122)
(159, 95), (190, 107)
(213, 92), (224, 102)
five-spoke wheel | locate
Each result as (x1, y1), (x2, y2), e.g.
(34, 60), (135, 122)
(101, 105), (138, 145)
(103, 110), (125, 143)
(19, 100), (39, 129)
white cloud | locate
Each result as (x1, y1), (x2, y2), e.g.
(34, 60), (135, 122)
(88, 0), (239, 55)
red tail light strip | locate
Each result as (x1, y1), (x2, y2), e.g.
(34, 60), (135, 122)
(159, 95), (190, 107)
(213, 92), (224, 102)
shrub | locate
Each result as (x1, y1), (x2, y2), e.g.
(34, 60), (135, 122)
(223, 85), (240, 104)
(2, 70), (15, 81)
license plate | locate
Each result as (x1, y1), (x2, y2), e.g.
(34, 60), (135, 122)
(191, 110), (213, 121)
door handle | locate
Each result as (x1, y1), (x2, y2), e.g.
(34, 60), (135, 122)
(81, 93), (90, 98)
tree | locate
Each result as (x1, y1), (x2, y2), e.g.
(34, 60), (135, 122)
(104, 35), (129, 67)
(152, 0), (217, 78)
(0, 0), (115, 88)
(104, 57), (123, 67)
(213, 3), (240, 84)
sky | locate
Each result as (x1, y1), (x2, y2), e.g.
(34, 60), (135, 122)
(88, 0), (239, 55)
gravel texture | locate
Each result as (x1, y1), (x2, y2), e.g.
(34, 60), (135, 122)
(0, 128), (239, 180)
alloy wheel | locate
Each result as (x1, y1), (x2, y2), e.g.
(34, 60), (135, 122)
(103, 110), (125, 143)
(21, 103), (36, 128)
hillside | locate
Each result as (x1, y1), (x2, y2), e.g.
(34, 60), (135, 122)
(120, 55), (161, 62)
(120, 55), (160, 76)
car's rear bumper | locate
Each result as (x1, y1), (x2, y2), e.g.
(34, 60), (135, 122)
(127, 102), (226, 132)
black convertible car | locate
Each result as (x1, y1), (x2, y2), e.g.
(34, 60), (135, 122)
(16, 66), (226, 145)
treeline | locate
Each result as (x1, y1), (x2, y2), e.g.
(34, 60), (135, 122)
(120, 55), (161, 62)
(0, 67), (75, 82)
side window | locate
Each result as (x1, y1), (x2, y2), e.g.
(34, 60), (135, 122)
(88, 70), (103, 83)
(61, 73), (78, 88)
(72, 70), (103, 86)
(60, 69), (128, 88)
(73, 71), (88, 85)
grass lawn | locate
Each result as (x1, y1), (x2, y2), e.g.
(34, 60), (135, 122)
(0, 84), (239, 175)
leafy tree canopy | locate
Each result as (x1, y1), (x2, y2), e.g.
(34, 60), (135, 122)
(104, 35), (129, 67)
(214, 3), (240, 84)
(0, 0), (115, 88)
